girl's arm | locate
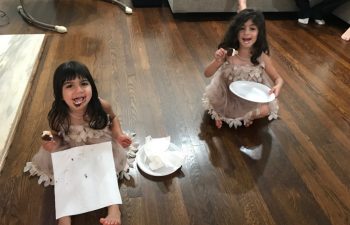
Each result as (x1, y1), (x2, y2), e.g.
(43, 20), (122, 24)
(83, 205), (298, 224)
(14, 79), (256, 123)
(262, 53), (284, 97)
(99, 98), (132, 148)
(204, 48), (227, 77)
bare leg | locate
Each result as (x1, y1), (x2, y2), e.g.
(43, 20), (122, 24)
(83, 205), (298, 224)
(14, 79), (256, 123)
(254, 104), (270, 119)
(58, 216), (71, 225)
(100, 205), (121, 225)
(341, 27), (350, 41)
(237, 0), (247, 12)
(215, 119), (223, 129)
(243, 104), (270, 127)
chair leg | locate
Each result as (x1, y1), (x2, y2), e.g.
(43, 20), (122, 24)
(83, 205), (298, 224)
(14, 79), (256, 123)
(17, 0), (67, 33)
(17, 0), (132, 33)
(101, 0), (133, 14)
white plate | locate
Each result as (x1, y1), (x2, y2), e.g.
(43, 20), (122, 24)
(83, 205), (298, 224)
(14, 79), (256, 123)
(136, 143), (183, 177)
(229, 81), (275, 103)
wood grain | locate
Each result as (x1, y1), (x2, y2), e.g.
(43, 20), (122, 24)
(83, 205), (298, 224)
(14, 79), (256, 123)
(0, 0), (349, 224)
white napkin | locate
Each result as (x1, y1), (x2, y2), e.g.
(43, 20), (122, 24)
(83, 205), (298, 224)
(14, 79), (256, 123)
(51, 142), (121, 219)
(143, 136), (185, 171)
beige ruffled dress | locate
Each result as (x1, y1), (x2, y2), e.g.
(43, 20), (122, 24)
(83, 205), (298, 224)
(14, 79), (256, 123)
(24, 122), (138, 186)
(203, 58), (279, 128)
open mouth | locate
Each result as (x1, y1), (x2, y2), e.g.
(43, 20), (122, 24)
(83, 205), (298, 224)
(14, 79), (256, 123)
(242, 37), (252, 44)
(72, 96), (85, 107)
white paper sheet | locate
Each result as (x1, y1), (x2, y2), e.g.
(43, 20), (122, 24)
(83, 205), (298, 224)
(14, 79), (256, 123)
(51, 142), (121, 219)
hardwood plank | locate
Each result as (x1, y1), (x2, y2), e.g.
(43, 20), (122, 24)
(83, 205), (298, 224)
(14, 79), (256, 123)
(0, 1), (349, 225)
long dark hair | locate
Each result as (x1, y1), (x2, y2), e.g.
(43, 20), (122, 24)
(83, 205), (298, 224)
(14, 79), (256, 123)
(48, 61), (108, 133)
(218, 9), (269, 65)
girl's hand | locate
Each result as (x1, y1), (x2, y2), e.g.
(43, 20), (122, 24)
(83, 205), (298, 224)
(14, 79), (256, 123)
(116, 134), (132, 148)
(42, 137), (60, 152)
(269, 83), (282, 97)
(214, 48), (227, 64)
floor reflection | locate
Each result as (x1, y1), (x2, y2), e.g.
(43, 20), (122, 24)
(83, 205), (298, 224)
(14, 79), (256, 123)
(198, 112), (273, 193)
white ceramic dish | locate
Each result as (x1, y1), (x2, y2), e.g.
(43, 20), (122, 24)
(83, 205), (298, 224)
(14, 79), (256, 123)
(229, 80), (275, 103)
(136, 143), (183, 177)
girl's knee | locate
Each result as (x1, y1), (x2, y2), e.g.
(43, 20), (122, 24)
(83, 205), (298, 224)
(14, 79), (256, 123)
(259, 104), (270, 117)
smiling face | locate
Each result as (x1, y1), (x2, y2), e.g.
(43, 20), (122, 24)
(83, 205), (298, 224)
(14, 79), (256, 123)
(62, 76), (92, 112)
(238, 19), (258, 49)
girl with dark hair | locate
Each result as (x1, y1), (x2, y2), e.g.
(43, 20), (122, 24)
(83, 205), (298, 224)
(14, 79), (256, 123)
(203, 9), (283, 129)
(24, 61), (135, 225)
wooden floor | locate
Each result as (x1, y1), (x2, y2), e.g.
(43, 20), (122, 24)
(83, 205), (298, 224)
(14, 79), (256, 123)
(0, 0), (350, 224)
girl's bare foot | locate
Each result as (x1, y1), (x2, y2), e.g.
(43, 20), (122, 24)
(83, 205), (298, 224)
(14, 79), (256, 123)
(215, 119), (222, 128)
(100, 205), (121, 225)
(58, 216), (71, 225)
(244, 119), (253, 127)
(243, 105), (269, 127)
(341, 27), (350, 41)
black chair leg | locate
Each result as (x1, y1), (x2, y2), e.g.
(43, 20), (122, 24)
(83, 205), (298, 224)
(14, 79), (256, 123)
(17, 0), (132, 33)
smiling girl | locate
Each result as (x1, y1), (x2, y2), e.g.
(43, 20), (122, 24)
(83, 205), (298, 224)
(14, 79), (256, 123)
(203, 9), (284, 128)
(24, 60), (134, 225)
